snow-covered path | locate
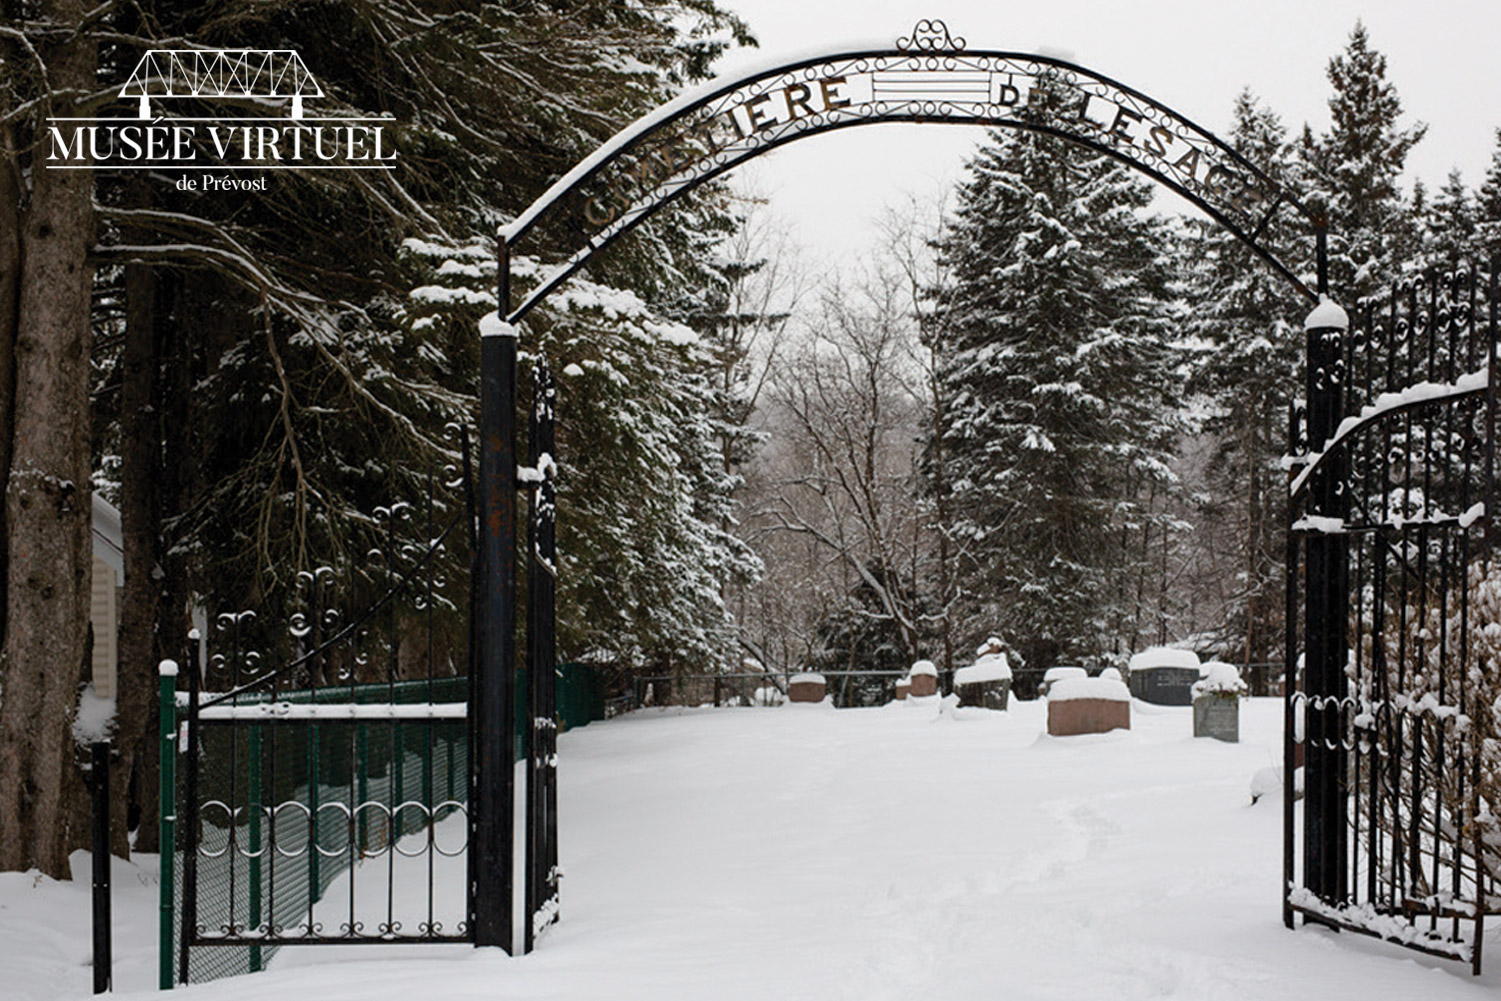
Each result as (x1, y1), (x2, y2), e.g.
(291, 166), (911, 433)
(8, 696), (1501, 999)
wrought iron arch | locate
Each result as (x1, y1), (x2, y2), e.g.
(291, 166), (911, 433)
(500, 18), (1325, 324)
(474, 21), (1336, 957)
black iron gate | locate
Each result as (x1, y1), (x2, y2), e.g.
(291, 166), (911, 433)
(1286, 261), (1500, 972)
(166, 431), (480, 983)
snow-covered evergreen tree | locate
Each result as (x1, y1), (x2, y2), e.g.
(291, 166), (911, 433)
(930, 76), (1182, 671)
(402, 240), (759, 673)
(1419, 169), (1478, 265)
(87, 0), (757, 657)
(1183, 91), (1305, 686)
(1478, 130), (1501, 259)
(1299, 21), (1427, 299)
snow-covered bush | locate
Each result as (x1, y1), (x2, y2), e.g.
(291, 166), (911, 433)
(1191, 662), (1247, 700)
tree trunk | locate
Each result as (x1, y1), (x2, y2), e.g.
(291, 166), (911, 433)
(0, 3), (97, 878)
(112, 262), (162, 856)
(0, 123), (20, 640)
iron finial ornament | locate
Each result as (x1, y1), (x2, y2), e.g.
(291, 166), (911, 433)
(897, 19), (966, 52)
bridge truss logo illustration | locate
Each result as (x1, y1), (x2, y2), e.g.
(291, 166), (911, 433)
(47, 47), (396, 174)
(119, 49), (324, 119)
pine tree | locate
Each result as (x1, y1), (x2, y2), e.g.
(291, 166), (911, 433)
(32, 0), (755, 868)
(402, 239), (760, 675)
(1300, 21), (1427, 300)
(931, 77), (1181, 672)
(1420, 169), (1477, 265)
(0, 0), (99, 878)
(1184, 90), (1305, 689)
(1475, 130), (1501, 260)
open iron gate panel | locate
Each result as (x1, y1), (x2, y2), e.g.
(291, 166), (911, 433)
(1285, 261), (1501, 974)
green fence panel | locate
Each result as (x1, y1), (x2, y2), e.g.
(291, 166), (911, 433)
(170, 676), (470, 986)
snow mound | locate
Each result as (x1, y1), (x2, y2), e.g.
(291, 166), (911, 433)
(1250, 765), (1305, 804)
(1048, 677), (1131, 703)
(908, 660), (938, 677)
(752, 686), (785, 706)
(790, 672), (825, 685)
(1098, 667), (1123, 682)
(1043, 666), (1086, 684)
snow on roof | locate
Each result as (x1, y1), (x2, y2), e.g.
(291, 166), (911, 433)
(955, 651), (1011, 685)
(1047, 676), (1131, 703)
(909, 660), (938, 677)
(1127, 647), (1200, 673)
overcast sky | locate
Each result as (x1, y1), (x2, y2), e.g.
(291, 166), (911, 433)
(711, 0), (1501, 263)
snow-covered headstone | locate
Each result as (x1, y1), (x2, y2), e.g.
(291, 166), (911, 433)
(954, 637), (1012, 710)
(788, 672), (827, 704)
(908, 659), (939, 698)
(1191, 662), (1246, 742)
(1126, 647), (1201, 705)
(1046, 676), (1131, 736)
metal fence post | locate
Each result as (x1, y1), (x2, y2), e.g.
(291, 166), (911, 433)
(475, 236), (518, 952)
(1282, 405), (1300, 931)
(1303, 298), (1350, 908)
(91, 740), (112, 994)
(525, 359), (559, 952)
(179, 630), (202, 983)
(247, 724), (262, 972)
(158, 660), (178, 989)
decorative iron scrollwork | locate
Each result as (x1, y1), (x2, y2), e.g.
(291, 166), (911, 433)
(897, 19), (965, 52)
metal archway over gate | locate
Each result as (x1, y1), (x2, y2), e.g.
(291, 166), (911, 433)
(499, 18), (1324, 322)
(476, 17), (1361, 964)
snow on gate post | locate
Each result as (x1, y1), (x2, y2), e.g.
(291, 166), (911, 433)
(1302, 291), (1350, 910)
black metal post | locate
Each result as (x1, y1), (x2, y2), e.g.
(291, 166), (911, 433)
(91, 740), (112, 994)
(1316, 218), (1329, 299)
(179, 630), (201, 983)
(1283, 401), (1301, 930)
(1303, 298), (1350, 909)
(525, 359), (559, 952)
(475, 237), (518, 952)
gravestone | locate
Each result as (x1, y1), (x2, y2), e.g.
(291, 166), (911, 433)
(788, 672), (826, 703)
(1193, 696), (1239, 742)
(908, 659), (939, 698)
(955, 637), (1012, 710)
(1046, 677), (1131, 736)
(1191, 662), (1245, 742)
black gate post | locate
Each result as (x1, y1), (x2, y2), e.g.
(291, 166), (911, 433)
(525, 359), (559, 952)
(91, 740), (112, 994)
(474, 236), (518, 952)
(1302, 288), (1350, 909)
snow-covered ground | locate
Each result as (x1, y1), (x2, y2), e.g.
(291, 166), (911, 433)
(6, 696), (1501, 999)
